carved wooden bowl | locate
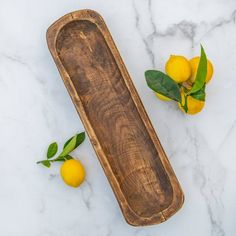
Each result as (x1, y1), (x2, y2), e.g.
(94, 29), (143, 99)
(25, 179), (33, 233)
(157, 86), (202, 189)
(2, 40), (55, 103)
(47, 9), (184, 226)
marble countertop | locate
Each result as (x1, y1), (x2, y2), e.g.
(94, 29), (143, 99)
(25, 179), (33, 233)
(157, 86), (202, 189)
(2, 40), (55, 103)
(1, 0), (236, 235)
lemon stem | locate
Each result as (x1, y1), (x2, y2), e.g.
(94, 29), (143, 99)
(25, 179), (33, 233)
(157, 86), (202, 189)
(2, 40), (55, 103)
(181, 94), (188, 113)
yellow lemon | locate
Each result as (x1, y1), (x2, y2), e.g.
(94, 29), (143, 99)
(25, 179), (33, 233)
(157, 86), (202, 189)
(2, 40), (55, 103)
(155, 92), (171, 101)
(60, 159), (86, 187)
(189, 56), (213, 83)
(178, 92), (205, 115)
(165, 55), (191, 83)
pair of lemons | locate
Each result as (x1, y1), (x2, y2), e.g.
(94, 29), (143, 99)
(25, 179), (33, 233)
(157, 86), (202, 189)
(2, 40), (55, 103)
(156, 55), (214, 114)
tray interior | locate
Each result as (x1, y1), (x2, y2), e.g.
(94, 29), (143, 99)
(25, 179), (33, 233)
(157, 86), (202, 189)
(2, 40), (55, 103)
(56, 20), (173, 218)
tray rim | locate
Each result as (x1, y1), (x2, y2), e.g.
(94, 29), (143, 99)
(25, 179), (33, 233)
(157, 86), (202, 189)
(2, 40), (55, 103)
(46, 9), (184, 226)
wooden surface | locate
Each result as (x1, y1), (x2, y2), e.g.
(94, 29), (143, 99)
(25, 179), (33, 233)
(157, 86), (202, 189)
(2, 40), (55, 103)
(46, 9), (184, 226)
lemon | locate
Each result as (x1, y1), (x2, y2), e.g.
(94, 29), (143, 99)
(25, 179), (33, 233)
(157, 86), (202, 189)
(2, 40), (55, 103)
(178, 92), (205, 115)
(155, 92), (171, 101)
(60, 159), (86, 187)
(189, 56), (213, 83)
(165, 55), (191, 83)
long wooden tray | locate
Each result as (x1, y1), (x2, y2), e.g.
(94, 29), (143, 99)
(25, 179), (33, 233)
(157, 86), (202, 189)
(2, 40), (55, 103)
(46, 9), (184, 226)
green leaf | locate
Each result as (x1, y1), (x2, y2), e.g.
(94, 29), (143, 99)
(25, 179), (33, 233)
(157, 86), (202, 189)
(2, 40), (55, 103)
(59, 135), (77, 157)
(190, 45), (207, 94)
(47, 142), (58, 159)
(191, 84), (206, 101)
(63, 132), (85, 150)
(145, 70), (181, 102)
(41, 160), (51, 168)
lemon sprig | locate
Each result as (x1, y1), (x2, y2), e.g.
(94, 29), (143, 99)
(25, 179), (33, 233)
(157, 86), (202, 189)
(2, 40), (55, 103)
(145, 45), (209, 115)
(37, 132), (85, 168)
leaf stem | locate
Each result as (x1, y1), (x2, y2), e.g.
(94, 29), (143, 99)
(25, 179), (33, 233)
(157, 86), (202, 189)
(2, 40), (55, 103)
(36, 155), (73, 165)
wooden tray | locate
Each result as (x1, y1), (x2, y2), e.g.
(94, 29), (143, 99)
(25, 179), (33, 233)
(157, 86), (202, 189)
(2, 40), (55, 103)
(46, 9), (184, 226)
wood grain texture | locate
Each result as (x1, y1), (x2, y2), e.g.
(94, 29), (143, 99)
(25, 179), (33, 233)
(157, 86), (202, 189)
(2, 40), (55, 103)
(46, 9), (184, 226)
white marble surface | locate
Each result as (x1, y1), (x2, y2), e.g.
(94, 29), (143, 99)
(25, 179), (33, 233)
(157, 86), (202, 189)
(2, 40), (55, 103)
(0, 0), (236, 235)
